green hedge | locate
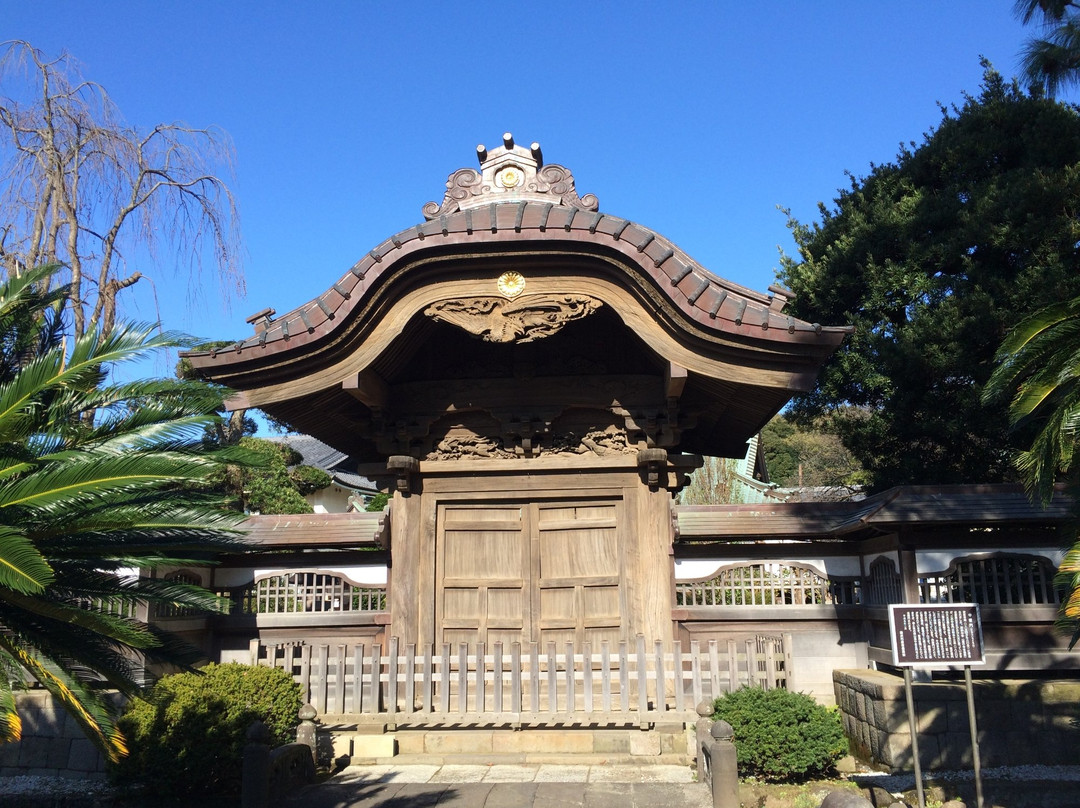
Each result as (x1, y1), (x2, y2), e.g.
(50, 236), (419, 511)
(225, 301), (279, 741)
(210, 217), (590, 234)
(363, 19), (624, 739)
(113, 663), (303, 796)
(712, 687), (847, 782)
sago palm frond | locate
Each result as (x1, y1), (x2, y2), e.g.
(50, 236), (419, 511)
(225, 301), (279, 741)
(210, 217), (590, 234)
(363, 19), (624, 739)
(0, 634), (128, 762)
(0, 525), (53, 593)
(0, 266), (251, 761)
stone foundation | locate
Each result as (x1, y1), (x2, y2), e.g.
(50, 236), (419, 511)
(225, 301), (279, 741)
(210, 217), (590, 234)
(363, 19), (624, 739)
(322, 724), (693, 765)
(0, 691), (111, 779)
(834, 669), (1080, 772)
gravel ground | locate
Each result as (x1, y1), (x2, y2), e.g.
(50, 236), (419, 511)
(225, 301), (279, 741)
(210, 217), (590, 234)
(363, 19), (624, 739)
(0, 775), (118, 799)
(853, 764), (1080, 794)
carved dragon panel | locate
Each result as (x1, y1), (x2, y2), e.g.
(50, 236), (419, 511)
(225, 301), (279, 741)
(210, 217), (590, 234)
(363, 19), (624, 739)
(424, 294), (602, 344)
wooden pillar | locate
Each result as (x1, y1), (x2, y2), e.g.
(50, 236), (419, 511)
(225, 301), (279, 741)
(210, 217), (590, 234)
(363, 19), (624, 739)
(388, 487), (425, 647)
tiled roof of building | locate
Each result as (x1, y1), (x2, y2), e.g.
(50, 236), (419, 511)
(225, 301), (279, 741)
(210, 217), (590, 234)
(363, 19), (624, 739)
(677, 484), (1072, 541)
(241, 511), (386, 548)
(187, 200), (847, 368)
(271, 434), (378, 492)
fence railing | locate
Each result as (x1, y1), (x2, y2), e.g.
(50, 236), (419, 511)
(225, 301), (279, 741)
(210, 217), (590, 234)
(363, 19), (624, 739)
(250, 634), (791, 725)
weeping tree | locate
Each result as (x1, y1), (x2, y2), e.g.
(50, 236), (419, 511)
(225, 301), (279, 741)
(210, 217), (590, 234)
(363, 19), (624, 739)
(0, 40), (243, 340)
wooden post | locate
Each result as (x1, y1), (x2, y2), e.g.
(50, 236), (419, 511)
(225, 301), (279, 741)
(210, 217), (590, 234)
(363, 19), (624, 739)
(546, 642), (557, 714)
(511, 642), (523, 715)
(405, 642), (416, 716)
(601, 640), (612, 712)
(619, 640), (630, 712)
(300, 644), (312, 704)
(690, 640), (703, 707)
(653, 640), (666, 714)
(782, 633), (794, 688)
(476, 642), (486, 713)
(457, 643), (467, 714)
(387, 637), (399, 724)
(494, 641), (504, 714)
(565, 642), (575, 712)
(369, 643), (382, 714)
(529, 641), (540, 712)
(348, 644), (361, 713)
(314, 645), (328, 714)
(673, 640), (684, 712)
(583, 641), (593, 713)
(439, 643), (450, 713)
(422, 643), (433, 713)
(636, 635), (648, 722)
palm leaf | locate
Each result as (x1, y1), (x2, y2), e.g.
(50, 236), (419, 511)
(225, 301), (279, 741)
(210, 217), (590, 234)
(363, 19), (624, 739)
(0, 667), (22, 743)
(0, 634), (128, 762)
(0, 526), (53, 593)
(0, 266), (259, 762)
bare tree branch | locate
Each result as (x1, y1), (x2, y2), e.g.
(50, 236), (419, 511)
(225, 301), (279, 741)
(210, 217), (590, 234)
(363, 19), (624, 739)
(0, 40), (244, 339)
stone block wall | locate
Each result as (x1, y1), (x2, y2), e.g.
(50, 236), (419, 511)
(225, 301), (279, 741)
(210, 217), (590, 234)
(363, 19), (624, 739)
(834, 669), (1080, 772)
(0, 691), (109, 779)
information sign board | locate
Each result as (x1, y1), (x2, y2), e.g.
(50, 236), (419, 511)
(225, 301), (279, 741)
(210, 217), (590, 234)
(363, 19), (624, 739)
(888, 603), (985, 667)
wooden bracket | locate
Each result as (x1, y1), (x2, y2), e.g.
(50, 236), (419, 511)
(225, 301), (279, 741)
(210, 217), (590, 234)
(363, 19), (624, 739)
(637, 448), (668, 489)
(386, 455), (419, 495)
(665, 361), (687, 400)
(343, 370), (389, 410)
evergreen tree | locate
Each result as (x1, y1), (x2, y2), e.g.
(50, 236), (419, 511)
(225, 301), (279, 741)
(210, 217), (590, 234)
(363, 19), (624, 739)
(780, 66), (1080, 490)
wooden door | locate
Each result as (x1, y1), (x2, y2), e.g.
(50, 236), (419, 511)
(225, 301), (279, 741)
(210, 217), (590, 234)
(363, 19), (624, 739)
(436, 498), (623, 648)
(436, 504), (530, 648)
(534, 501), (622, 647)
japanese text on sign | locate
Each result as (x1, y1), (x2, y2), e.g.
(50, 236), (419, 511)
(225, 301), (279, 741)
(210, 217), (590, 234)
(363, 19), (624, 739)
(889, 604), (985, 667)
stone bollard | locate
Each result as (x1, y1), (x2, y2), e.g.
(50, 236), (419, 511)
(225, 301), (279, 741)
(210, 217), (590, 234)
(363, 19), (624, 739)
(241, 720), (271, 808)
(708, 720), (738, 808)
(819, 790), (873, 808)
(296, 703), (317, 755)
(695, 700), (714, 776)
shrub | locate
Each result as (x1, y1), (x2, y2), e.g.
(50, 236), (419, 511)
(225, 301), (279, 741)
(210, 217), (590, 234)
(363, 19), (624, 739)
(113, 662), (303, 796)
(711, 687), (847, 782)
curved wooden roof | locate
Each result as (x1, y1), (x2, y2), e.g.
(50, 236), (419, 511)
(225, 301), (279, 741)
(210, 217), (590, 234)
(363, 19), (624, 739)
(190, 203), (846, 371)
(186, 136), (849, 460)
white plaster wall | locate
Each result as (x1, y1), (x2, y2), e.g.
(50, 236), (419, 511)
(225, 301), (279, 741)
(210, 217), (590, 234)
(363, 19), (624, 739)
(787, 630), (865, 705)
(213, 564), (388, 587)
(674, 556), (862, 579)
(916, 547), (1063, 574)
(307, 484), (358, 514)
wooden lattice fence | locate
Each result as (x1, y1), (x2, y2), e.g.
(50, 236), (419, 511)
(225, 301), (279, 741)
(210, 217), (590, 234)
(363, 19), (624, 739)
(250, 634), (791, 725)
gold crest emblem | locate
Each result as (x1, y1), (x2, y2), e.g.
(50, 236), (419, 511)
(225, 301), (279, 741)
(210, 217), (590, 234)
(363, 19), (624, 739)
(497, 271), (526, 299)
(498, 166), (523, 188)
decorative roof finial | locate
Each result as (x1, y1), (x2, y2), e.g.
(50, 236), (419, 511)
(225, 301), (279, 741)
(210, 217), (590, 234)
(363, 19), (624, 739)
(423, 134), (598, 220)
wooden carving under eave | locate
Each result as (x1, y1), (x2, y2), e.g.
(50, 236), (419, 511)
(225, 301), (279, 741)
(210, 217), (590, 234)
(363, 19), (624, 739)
(424, 294), (603, 344)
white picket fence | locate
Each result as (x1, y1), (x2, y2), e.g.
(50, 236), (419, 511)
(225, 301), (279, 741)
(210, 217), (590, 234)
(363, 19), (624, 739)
(250, 634), (791, 725)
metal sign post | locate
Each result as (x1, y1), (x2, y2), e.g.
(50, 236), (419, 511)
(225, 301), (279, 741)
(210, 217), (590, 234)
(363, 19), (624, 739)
(888, 603), (986, 808)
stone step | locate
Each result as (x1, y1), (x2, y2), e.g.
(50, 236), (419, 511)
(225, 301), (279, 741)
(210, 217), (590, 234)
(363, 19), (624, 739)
(321, 725), (695, 766)
(356, 751), (695, 767)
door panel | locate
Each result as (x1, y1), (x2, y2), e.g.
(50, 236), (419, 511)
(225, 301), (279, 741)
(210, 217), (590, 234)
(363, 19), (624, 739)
(535, 501), (621, 646)
(437, 504), (529, 646)
(436, 498), (623, 648)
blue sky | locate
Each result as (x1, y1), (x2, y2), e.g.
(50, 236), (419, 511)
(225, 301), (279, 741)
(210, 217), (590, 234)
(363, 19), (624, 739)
(3, 1), (1041, 347)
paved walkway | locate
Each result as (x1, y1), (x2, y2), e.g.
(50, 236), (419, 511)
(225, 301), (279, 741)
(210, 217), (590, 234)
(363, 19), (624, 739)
(284, 763), (714, 807)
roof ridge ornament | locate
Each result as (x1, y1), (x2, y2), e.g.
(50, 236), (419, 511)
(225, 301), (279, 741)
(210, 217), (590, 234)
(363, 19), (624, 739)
(422, 133), (599, 220)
